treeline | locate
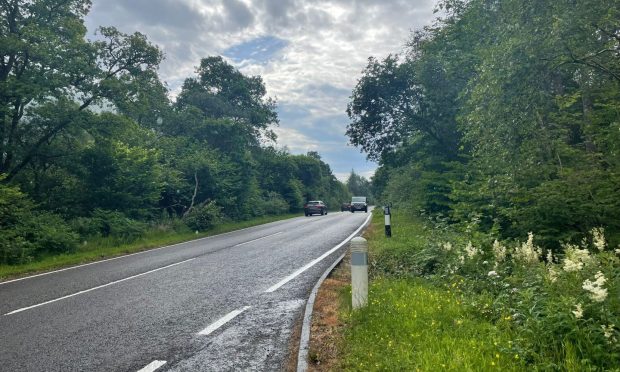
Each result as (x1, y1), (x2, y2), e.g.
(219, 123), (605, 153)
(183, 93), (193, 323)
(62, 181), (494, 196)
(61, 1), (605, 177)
(347, 0), (620, 248)
(0, 1), (349, 265)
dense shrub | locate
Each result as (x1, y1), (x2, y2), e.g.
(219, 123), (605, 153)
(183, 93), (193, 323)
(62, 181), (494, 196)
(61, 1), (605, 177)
(70, 209), (147, 241)
(183, 201), (222, 231)
(0, 181), (78, 264)
(260, 191), (290, 215)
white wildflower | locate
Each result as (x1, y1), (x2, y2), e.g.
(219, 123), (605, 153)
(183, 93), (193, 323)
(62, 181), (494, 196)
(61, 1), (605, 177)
(465, 241), (479, 258)
(458, 255), (465, 265)
(493, 240), (506, 262)
(563, 258), (583, 272)
(488, 270), (498, 277)
(483, 260), (488, 265)
(601, 324), (615, 340)
(592, 227), (606, 251)
(442, 242), (453, 251)
(514, 232), (541, 264)
(562, 244), (592, 272)
(546, 250), (554, 264)
(582, 271), (608, 303)
(572, 303), (583, 319)
(547, 267), (559, 283)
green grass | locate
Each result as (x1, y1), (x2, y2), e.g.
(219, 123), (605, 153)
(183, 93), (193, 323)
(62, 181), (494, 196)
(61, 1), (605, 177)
(340, 280), (524, 371)
(0, 213), (299, 280)
(338, 210), (525, 371)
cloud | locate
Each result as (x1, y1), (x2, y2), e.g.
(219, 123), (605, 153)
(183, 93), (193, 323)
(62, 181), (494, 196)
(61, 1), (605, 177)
(85, 0), (438, 179)
(221, 0), (255, 31)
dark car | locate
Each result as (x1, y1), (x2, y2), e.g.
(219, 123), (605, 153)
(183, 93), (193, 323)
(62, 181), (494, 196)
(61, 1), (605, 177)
(304, 200), (328, 216)
(350, 196), (368, 213)
(341, 202), (350, 212)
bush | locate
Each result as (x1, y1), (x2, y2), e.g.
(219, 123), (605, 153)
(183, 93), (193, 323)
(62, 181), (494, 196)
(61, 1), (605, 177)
(71, 209), (148, 242)
(0, 180), (77, 264)
(24, 212), (78, 255)
(183, 201), (222, 231)
(91, 209), (147, 240)
(261, 191), (290, 215)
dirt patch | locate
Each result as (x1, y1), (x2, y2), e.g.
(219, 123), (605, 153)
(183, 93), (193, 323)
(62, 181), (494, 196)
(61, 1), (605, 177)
(306, 253), (351, 371)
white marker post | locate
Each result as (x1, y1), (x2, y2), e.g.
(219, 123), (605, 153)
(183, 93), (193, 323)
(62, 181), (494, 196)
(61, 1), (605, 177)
(384, 205), (392, 238)
(350, 237), (368, 309)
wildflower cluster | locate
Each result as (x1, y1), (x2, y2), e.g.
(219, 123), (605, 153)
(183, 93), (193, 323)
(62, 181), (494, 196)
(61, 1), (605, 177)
(415, 220), (619, 368)
(513, 232), (541, 264)
(562, 244), (592, 272)
(582, 271), (608, 302)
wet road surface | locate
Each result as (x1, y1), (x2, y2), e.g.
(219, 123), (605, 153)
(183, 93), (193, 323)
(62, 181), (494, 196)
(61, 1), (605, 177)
(0, 210), (371, 371)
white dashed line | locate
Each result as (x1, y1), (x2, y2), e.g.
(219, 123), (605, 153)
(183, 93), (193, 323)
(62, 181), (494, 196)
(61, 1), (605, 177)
(137, 360), (167, 372)
(0, 218), (300, 285)
(234, 232), (283, 247)
(4, 258), (196, 316)
(198, 306), (252, 336)
(264, 214), (372, 293)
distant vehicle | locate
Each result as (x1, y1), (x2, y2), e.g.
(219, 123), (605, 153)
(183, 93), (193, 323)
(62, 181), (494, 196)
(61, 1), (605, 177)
(304, 200), (328, 216)
(350, 196), (368, 213)
(341, 202), (351, 212)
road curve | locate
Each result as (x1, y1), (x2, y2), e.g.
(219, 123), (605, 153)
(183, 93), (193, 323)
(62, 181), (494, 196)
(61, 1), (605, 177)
(0, 210), (371, 371)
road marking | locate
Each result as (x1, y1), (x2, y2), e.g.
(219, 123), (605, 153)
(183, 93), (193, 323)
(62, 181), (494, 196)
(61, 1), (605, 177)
(137, 360), (167, 372)
(0, 218), (302, 286)
(4, 258), (196, 316)
(265, 213), (372, 293)
(234, 232), (283, 247)
(198, 306), (252, 336)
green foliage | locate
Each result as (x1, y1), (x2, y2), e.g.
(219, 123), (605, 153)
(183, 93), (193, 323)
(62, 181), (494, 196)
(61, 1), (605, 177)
(0, 0), (162, 181)
(183, 201), (223, 231)
(348, 0), (620, 247)
(0, 179), (77, 264)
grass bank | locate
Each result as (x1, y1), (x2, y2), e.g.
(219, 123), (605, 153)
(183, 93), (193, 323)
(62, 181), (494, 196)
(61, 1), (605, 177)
(337, 211), (524, 371)
(0, 213), (299, 281)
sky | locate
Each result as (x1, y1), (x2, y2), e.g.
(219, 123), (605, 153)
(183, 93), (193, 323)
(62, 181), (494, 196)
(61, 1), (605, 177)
(85, 0), (438, 181)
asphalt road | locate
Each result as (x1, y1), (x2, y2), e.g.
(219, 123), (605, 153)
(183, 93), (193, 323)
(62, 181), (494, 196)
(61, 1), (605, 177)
(0, 210), (371, 372)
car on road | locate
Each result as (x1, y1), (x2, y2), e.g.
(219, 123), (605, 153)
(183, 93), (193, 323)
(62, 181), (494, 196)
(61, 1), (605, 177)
(350, 196), (368, 213)
(340, 202), (350, 212)
(304, 200), (328, 216)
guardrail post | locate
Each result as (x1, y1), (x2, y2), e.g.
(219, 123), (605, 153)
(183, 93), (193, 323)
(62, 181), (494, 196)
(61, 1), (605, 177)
(384, 205), (392, 237)
(350, 237), (368, 309)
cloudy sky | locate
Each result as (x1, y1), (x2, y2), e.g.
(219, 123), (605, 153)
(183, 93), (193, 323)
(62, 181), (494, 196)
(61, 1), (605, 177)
(85, 0), (438, 181)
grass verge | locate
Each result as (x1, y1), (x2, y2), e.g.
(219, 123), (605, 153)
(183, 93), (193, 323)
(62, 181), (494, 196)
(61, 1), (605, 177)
(310, 210), (527, 371)
(0, 213), (299, 281)
(340, 279), (523, 371)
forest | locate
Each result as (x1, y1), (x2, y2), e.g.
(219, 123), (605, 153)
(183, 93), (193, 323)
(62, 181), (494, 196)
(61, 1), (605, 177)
(348, 0), (620, 250)
(0, 1), (352, 266)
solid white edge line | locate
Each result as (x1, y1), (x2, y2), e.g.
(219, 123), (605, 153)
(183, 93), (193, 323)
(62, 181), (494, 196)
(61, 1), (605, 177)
(0, 217), (304, 286)
(4, 258), (196, 316)
(197, 306), (252, 336)
(264, 213), (372, 293)
(137, 360), (167, 372)
(234, 231), (284, 247)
